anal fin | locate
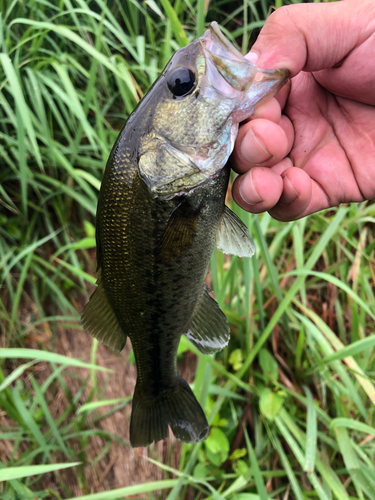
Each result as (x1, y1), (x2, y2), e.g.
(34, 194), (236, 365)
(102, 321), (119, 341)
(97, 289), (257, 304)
(186, 284), (230, 354)
(216, 205), (255, 258)
(81, 277), (127, 353)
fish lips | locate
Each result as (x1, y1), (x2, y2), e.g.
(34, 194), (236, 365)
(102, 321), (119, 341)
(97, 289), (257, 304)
(201, 22), (257, 93)
(200, 22), (289, 117)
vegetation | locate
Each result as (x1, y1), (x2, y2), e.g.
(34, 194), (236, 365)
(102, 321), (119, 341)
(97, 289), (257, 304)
(1, 0), (375, 499)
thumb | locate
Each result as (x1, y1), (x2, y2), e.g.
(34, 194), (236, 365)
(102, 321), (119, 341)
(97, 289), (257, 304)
(247, 0), (375, 77)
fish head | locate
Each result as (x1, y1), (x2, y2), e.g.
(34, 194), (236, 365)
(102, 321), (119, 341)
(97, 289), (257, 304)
(138, 22), (289, 198)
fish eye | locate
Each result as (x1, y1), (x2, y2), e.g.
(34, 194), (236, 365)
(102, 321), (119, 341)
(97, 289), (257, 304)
(167, 67), (196, 97)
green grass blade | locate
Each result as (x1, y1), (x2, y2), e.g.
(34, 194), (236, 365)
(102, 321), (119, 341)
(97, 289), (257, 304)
(197, 0), (206, 36)
(0, 348), (113, 372)
(244, 427), (269, 500)
(330, 418), (375, 435)
(284, 269), (375, 320)
(269, 432), (304, 500)
(315, 335), (375, 365)
(9, 19), (138, 93)
(0, 360), (37, 392)
(0, 52), (42, 167)
(77, 397), (132, 414)
(69, 479), (181, 500)
(0, 462), (80, 481)
(30, 375), (74, 461)
(12, 383), (54, 462)
(238, 209), (349, 375)
(303, 386), (317, 473)
(158, 0), (189, 46)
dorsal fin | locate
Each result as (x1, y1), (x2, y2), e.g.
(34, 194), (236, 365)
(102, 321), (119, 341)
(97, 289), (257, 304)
(81, 274), (127, 353)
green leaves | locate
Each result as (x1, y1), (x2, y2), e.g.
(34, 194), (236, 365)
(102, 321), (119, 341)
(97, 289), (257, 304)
(259, 349), (278, 384)
(205, 427), (230, 465)
(229, 348), (244, 371)
(259, 388), (284, 421)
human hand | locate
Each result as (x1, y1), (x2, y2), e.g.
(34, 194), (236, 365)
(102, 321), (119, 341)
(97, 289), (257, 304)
(231, 0), (375, 221)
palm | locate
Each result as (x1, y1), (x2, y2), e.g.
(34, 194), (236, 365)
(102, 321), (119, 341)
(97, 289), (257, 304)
(285, 70), (375, 209)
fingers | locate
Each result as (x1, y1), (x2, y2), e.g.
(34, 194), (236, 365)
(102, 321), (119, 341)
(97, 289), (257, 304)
(252, 97), (282, 123)
(268, 167), (313, 222)
(233, 164), (335, 222)
(247, 0), (372, 77)
(231, 102), (295, 217)
(232, 165), (284, 214)
(232, 115), (294, 172)
(232, 165), (311, 221)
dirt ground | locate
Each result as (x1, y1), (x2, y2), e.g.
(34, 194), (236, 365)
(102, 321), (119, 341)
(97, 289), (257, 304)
(1, 305), (198, 496)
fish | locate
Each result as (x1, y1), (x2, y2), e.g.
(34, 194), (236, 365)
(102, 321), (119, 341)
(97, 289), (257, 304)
(82, 22), (288, 447)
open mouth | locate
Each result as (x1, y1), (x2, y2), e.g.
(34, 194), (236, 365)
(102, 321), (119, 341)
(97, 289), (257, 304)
(200, 22), (257, 95)
(200, 22), (289, 98)
(203, 21), (245, 61)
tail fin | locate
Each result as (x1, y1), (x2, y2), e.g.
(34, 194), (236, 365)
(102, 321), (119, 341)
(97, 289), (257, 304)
(130, 376), (209, 447)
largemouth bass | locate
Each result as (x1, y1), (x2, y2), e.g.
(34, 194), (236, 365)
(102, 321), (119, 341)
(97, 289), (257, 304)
(82, 22), (288, 447)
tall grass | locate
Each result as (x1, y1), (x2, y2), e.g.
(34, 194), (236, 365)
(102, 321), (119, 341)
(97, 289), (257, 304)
(1, 0), (375, 499)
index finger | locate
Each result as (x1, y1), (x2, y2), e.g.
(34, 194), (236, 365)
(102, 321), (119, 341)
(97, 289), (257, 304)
(247, 0), (375, 77)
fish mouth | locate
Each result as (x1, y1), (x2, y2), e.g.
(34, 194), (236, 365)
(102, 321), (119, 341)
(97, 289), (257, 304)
(200, 22), (288, 105)
(204, 21), (246, 62)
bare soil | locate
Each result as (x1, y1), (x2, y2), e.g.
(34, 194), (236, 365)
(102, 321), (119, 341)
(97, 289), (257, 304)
(1, 302), (198, 497)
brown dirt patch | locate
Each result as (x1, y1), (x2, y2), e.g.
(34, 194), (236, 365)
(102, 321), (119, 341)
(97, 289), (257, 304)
(1, 298), (198, 497)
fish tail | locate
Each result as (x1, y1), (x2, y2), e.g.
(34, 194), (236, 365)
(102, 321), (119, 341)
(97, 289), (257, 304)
(130, 376), (209, 447)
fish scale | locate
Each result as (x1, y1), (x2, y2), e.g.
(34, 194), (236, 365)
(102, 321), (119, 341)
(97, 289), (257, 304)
(153, 97), (232, 146)
(82, 22), (288, 447)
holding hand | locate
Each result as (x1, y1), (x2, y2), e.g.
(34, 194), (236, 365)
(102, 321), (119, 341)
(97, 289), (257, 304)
(231, 0), (375, 221)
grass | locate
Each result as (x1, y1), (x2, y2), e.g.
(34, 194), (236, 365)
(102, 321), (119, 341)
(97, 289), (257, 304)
(1, 0), (375, 498)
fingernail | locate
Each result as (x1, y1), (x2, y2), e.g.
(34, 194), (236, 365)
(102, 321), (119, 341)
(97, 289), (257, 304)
(279, 175), (299, 204)
(241, 129), (272, 165)
(239, 170), (262, 205)
(245, 51), (259, 65)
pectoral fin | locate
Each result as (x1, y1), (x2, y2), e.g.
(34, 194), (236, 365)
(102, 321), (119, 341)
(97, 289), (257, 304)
(216, 206), (255, 258)
(160, 201), (200, 262)
(81, 275), (127, 353)
(186, 284), (230, 354)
